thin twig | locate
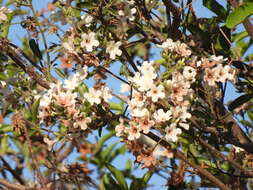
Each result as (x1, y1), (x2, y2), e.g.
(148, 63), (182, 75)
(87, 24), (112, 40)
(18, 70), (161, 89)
(23, 120), (47, 189)
(0, 157), (25, 185)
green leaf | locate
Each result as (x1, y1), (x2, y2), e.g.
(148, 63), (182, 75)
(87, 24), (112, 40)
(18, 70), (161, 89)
(76, 2), (96, 9)
(0, 124), (13, 134)
(12, 138), (29, 157)
(105, 163), (128, 190)
(203, 0), (227, 19)
(228, 94), (253, 111)
(226, 2), (253, 28)
(109, 102), (124, 112)
(142, 171), (153, 185)
(101, 142), (118, 161)
(31, 99), (40, 122)
(29, 39), (42, 60)
(240, 119), (253, 128)
(54, 67), (66, 79)
(232, 31), (248, 42)
(247, 111), (253, 123)
(102, 173), (121, 190)
(130, 178), (143, 190)
(130, 171), (153, 190)
(94, 131), (116, 155)
(189, 143), (198, 157)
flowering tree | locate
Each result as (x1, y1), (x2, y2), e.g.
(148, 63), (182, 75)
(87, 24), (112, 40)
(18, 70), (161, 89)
(0, 0), (253, 189)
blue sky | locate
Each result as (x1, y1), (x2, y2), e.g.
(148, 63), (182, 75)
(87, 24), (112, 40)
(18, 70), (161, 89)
(3, 0), (253, 189)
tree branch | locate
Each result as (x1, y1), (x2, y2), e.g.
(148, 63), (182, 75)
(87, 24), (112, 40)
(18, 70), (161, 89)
(145, 132), (230, 190)
(0, 179), (36, 190)
(0, 157), (25, 185)
(198, 138), (253, 177)
(0, 38), (50, 89)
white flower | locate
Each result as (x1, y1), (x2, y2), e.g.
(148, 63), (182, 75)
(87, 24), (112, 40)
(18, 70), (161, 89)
(209, 55), (226, 63)
(40, 94), (52, 107)
(147, 84), (165, 102)
(129, 8), (137, 21)
(126, 125), (141, 141)
(153, 109), (172, 122)
(179, 122), (189, 130)
(81, 14), (93, 27)
(157, 39), (176, 51)
(118, 7), (136, 21)
(49, 81), (62, 93)
(183, 66), (196, 82)
(233, 145), (244, 153)
(101, 86), (112, 102)
(106, 41), (122, 59)
(138, 61), (157, 79)
(120, 83), (130, 93)
(0, 7), (11, 23)
(172, 106), (191, 122)
(131, 108), (149, 117)
(84, 88), (102, 105)
(62, 41), (75, 54)
(54, 90), (77, 107)
(118, 10), (124, 16)
(73, 113), (91, 130)
(136, 76), (154, 92)
(129, 72), (154, 92)
(130, 91), (147, 108)
(64, 74), (81, 91)
(115, 118), (125, 136)
(44, 137), (57, 151)
(165, 124), (182, 142)
(81, 32), (99, 52)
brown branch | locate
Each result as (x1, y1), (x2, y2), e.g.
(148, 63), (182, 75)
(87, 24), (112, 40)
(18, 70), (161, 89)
(0, 179), (36, 190)
(23, 120), (47, 189)
(0, 157), (25, 185)
(162, 0), (181, 39)
(198, 138), (253, 177)
(0, 38), (50, 89)
(242, 19), (253, 41)
(145, 132), (230, 190)
(45, 142), (74, 184)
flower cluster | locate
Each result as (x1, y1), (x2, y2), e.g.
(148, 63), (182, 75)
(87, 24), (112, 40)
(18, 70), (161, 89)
(118, 0), (136, 21)
(116, 61), (195, 143)
(38, 66), (112, 131)
(116, 38), (236, 147)
(157, 38), (192, 57)
(201, 57), (236, 86)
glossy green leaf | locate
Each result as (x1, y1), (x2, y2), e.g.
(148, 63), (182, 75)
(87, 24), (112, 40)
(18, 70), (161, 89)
(226, 2), (253, 28)
(109, 102), (124, 113)
(232, 31), (248, 42)
(203, 0), (227, 19)
(228, 94), (253, 111)
(142, 171), (153, 185)
(29, 39), (42, 60)
(105, 163), (128, 190)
